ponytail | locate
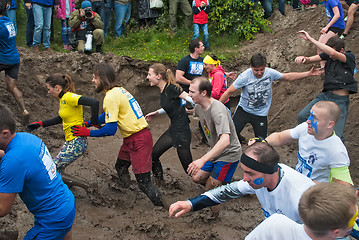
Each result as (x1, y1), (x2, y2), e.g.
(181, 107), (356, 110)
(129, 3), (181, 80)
(46, 73), (76, 93)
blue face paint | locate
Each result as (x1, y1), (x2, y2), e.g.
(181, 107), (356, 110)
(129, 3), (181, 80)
(307, 111), (318, 133)
(253, 178), (264, 185)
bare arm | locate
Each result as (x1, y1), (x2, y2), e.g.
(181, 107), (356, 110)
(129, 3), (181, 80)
(265, 130), (295, 147)
(176, 70), (192, 85)
(298, 30), (347, 63)
(332, 177), (352, 186)
(0, 193), (16, 217)
(187, 133), (230, 176)
(280, 65), (324, 82)
(219, 85), (237, 103)
(169, 201), (192, 218)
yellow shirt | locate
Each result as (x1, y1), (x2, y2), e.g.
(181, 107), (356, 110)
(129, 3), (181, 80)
(103, 87), (148, 138)
(59, 92), (83, 141)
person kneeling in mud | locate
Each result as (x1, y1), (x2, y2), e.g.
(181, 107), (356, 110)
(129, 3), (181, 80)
(69, 0), (104, 54)
(72, 63), (164, 207)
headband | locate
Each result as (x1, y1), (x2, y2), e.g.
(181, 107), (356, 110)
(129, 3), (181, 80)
(203, 55), (221, 66)
(240, 153), (278, 174)
(348, 206), (358, 228)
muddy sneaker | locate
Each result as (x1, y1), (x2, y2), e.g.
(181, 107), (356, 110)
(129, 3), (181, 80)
(44, 47), (52, 52)
(339, 34), (347, 39)
(22, 110), (30, 125)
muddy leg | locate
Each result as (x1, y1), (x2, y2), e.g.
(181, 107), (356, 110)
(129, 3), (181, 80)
(5, 75), (29, 124)
(115, 158), (131, 187)
(135, 172), (163, 207)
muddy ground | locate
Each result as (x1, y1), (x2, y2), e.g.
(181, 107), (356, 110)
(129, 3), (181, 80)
(1, 4), (359, 239)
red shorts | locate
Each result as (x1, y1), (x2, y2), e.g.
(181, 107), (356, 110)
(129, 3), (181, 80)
(118, 128), (153, 174)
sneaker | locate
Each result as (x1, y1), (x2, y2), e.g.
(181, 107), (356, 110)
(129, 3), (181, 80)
(344, 16), (348, 21)
(339, 34), (347, 39)
(43, 47), (52, 52)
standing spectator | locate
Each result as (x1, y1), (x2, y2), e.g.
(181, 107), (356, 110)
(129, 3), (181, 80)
(253, 0), (285, 18)
(103, 0), (113, 36)
(69, 0), (105, 54)
(26, 0), (58, 51)
(295, 31), (357, 140)
(0, 104), (76, 240)
(137, 0), (159, 28)
(169, 0), (192, 33)
(114, 0), (131, 38)
(0, 3), (29, 124)
(55, 0), (76, 50)
(24, 1), (34, 47)
(5, 0), (16, 33)
(192, 0), (210, 51)
(90, 0), (105, 23)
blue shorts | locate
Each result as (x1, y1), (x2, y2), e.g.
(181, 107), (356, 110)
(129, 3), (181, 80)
(24, 204), (75, 240)
(201, 160), (239, 182)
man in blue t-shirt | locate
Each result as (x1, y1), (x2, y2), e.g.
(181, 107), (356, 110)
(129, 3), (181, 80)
(0, 1), (29, 124)
(0, 104), (75, 240)
(219, 53), (322, 140)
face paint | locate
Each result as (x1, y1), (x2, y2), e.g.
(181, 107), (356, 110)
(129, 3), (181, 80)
(348, 206), (358, 228)
(253, 178), (264, 185)
(307, 111), (318, 133)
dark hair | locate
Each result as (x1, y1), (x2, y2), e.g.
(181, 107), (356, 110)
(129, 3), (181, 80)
(245, 142), (280, 166)
(0, 0), (7, 15)
(46, 74), (76, 93)
(189, 39), (202, 53)
(326, 36), (345, 52)
(250, 53), (267, 68)
(192, 77), (212, 97)
(0, 104), (16, 134)
(93, 63), (118, 92)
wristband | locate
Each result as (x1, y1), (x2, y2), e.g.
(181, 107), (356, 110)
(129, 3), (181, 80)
(157, 108), (165, 115)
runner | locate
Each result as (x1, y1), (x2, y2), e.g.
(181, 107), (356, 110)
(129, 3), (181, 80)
(145, 63), (194, 181)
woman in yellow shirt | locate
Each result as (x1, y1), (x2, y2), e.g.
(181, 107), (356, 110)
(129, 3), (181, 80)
(26, 74), (99, 174)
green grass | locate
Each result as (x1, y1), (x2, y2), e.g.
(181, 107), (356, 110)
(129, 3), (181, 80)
(15, 4), (242, 63)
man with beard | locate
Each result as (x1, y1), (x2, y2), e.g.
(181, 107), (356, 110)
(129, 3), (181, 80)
(71, 63), (163, 207)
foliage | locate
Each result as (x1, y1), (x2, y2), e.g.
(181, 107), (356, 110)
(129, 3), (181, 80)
(209, 0), (270, 40)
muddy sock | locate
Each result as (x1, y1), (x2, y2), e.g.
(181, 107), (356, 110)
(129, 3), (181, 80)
(135, 172), (164, 207)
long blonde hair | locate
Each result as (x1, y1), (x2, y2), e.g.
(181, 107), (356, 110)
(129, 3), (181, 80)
(150, 63), (182, 91)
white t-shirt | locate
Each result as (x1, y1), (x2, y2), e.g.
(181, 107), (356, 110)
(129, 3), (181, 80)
(232, 68), (282, 116)
(245, 213), (312, 240)
(207, 164), (315, 223)
(290, 122), (350, 182)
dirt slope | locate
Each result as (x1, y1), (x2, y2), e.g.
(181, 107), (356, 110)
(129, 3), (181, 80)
(0, 5), (359, 239)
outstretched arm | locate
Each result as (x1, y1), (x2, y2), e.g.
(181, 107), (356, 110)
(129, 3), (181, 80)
(78, 96), (100, 126)
(0, 193), (16, 217)
(297, 30), (347, 63)
(280, 65), (324, 81)
(265, 130), (295, 147)
(219, 85), (237, 103)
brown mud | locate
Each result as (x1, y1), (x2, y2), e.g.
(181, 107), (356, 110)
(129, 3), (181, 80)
(1, 5), (359, 239)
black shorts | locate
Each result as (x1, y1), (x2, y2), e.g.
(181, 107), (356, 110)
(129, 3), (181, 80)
(0, 63), (20, 79)
(328, 27), (344, 35)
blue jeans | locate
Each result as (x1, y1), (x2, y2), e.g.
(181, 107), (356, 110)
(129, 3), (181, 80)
(256, 0), (285, 17)
(25, 4), (34, 47)
(5, 9), (17, 34)
(32, 3), (52, 48)
(192, 23), (209, 48)
(297, 92), (349, 141)
(61, 18), (70, 45)
(103, 0), (113, 36)
(92, 1), (106, 21)
(114, 2), (131, 38)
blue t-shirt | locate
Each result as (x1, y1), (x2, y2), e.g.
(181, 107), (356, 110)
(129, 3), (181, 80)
(232, 67), (282, 116)
(0, 16), (19, 65)
(325, 0), (345, 30)
(0, 133), (75, 229)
